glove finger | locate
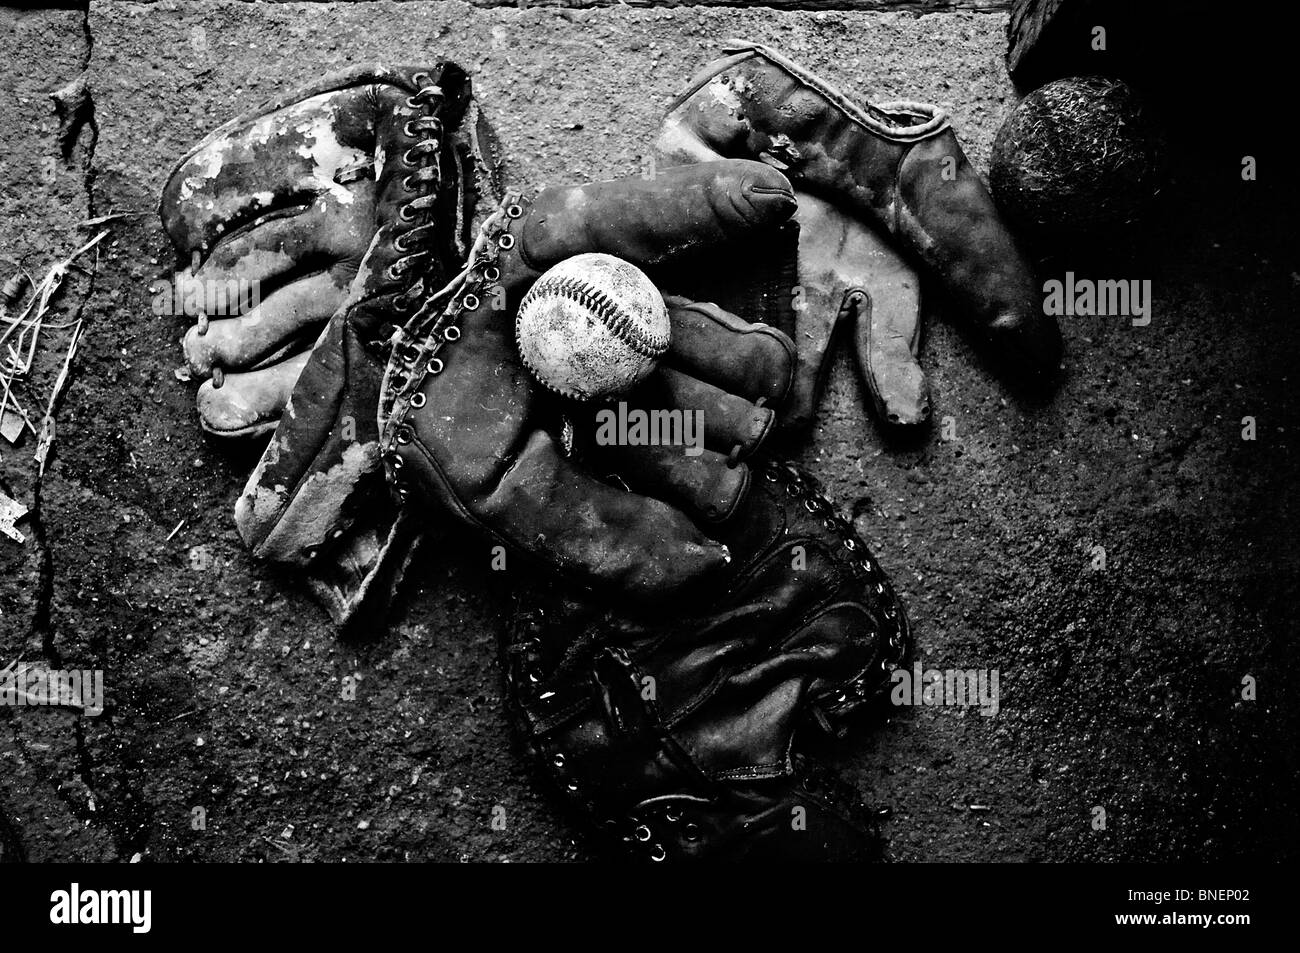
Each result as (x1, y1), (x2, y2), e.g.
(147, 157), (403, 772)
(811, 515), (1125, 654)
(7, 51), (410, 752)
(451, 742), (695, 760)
(181, 271), (345, 376)
(595, 441), (750, 525)
(850, 292), (931, 427)
(796, 191), (929, 427)
(662, 296), (794, 406)
(580, 364), (776, 523)
(195, 352), (308, 438)
(185, 196), (371, 290)
(626, 367), (777, 461)
(511, 160), (796, 287)
(162, 82), (377, 254)
(442, 427), (732, 598)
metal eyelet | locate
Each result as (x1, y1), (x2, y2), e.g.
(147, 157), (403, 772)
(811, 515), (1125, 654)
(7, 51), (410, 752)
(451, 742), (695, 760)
(506, 204), (523, 219)
(393, 233), (412, 253)
(395, 426), (413, 445)
(682, 823), (700, 842)
(402, 120), (419, 139)
(461, 294), (479, 311)
(482, 266), (500, 282)
(386, 263), (404, 281)
(398, 205), (417, 223)
(497, 234), (515, 250)
(664, 807), (681, 824)
(402, 344), (421, 363)
(552, 754), (565, 769)
(649, 844), (667, 862)
(428, 358), (444, 375)
(634, 825), (651, 843)
(411, 71), (431, 85)
(402, 173), (419, 192)
(443, 326), (461, 342)
(565, 781), (579, 793)
(410, 392), (427, 409)
(844, 538), (858, 551)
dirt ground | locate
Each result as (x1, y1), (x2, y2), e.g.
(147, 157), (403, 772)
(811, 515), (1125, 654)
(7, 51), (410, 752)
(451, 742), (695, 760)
(1, 0), (1296, 863)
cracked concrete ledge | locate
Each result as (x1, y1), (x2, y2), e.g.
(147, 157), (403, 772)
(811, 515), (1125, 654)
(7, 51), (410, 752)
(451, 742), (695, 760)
(0, 0), (1295, 864)
(1, 3), (117, 863)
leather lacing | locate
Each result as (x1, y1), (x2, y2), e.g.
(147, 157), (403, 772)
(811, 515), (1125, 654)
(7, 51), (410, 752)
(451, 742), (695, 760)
(504, 461), (912, 860)
(379, 191), (524, 502)
(759, 459), (910, 712)
(196, 72), (450, 393)
(386, 73), (450, 310)
(613, 756), (882, 862)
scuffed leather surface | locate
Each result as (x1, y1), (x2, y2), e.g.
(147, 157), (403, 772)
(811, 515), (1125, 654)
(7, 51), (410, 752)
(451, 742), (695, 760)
(504, 460), (910, 861)
(659, 41), (1062, 380)
(162, 63), (476, 627)
(385, 162), (801, 604)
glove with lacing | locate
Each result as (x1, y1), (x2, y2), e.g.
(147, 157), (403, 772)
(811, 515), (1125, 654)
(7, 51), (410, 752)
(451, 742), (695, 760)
(375, 160), (808, 602)
(373, 159), (912, 859)
(168, 64), (913, 860)
(161, 61), (493, 625)
(500, 459), (910, 861)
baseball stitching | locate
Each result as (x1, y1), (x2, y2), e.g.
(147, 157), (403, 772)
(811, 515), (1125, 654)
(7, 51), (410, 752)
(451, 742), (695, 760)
(518, 273), (670, 359)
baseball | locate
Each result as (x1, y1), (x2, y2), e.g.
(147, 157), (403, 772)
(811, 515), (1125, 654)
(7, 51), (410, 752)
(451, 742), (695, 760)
(515, 253), (670, 401)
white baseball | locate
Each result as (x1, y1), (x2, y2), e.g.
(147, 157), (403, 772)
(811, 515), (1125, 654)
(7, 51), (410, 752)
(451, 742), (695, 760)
(515, 253), (670, 401)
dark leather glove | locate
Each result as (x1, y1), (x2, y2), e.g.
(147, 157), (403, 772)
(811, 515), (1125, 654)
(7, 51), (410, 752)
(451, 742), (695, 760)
(378, 161), (801, 602)
(503, 459), (910, 861)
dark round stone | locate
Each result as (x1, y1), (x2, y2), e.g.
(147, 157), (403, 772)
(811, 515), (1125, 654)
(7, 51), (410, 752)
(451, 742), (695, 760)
(990, 76), (1164, 242)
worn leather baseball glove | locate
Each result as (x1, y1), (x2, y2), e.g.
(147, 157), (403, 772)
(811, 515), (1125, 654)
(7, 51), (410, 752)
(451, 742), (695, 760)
(375, 160), (805, 603)
(502, 458), (909, 861)
(657, 41), (1063, 433)
(374, 157), (911, 860)
(161, 62), (489, 622)
(162, 62), (487, 438)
